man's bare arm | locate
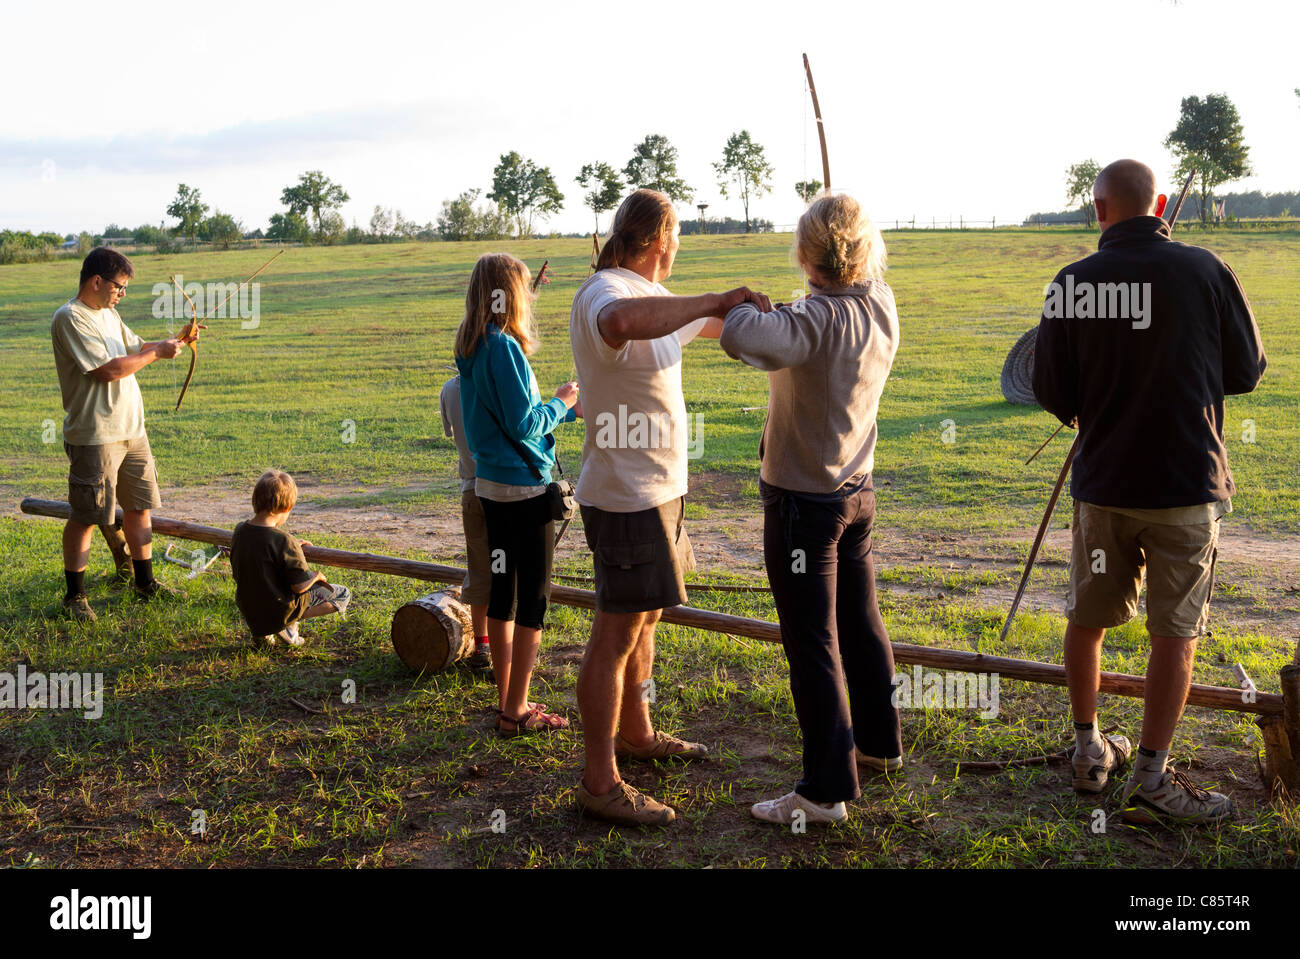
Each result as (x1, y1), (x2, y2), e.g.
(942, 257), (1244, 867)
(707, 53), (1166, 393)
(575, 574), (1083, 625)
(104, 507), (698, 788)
(697, 317), (725, 339)
(598, 287), (770, 350)
(90, 339), (184, 383)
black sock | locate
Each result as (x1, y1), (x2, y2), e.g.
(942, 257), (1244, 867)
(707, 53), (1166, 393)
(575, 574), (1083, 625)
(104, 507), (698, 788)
(64, 569), (85, 600)
(132, 558), (153, 588)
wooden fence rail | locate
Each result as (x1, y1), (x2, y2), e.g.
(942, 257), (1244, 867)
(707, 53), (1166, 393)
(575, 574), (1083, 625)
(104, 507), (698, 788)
(17, 497), (1284, 719)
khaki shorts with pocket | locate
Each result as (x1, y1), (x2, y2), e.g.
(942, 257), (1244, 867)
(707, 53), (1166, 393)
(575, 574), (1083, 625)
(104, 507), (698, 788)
(65, 436), (163, 527)
(459, 488), (492, 607)
(1066, 501), (1219, 638)
(582, 496), (696, 614)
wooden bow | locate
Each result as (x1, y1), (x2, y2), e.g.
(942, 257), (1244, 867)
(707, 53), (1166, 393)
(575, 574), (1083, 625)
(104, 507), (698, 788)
(803, 53), (831, 193)
(169, 249), (285, 411)
(169, 277), (201, 411)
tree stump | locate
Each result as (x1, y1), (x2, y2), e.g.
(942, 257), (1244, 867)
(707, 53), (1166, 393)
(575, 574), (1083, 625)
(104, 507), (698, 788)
(390, 590), (475, 675)
(1258, 663), (1300, 798)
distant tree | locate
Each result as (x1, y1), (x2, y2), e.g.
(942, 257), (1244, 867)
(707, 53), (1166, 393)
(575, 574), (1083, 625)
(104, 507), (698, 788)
(1164, 94), (1252, 224)
(317, 211), (346, 245)
(623, 134), (693, 203)
(201, 211), (243, 250)
(280, 170), (350, 236)
(101, 223), (130, 238)
(1064, 159), (1102, 227)
(576, 162), (624, 233)
(713, 131), (774, 234)
(132, 224), (166, 245)
(266, 212), (310, 243)
(488, 152), (565, 236)
(794, 180), (822, 204)
(393, 210), (419, 239)
(166, 184), (208, 246)
(437, 189), (510, 241)
(369, 206), (394, 240)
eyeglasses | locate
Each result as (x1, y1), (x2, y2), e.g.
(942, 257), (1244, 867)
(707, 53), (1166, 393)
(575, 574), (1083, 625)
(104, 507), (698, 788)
(102, 277), (127, 295)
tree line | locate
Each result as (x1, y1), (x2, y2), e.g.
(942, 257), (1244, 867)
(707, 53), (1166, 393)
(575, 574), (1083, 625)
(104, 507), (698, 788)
(1058, 93), (1264, 227)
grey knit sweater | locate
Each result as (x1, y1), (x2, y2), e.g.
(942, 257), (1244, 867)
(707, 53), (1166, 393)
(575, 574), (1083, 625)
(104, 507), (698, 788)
(720, 280), (899, 494)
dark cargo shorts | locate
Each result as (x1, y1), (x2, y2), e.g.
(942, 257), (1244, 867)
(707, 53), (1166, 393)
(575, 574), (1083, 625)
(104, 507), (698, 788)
(581, 496), (696, 614)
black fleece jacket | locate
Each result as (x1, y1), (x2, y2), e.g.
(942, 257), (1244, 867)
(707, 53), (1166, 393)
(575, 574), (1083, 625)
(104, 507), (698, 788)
(1032, 215), (1266, 509)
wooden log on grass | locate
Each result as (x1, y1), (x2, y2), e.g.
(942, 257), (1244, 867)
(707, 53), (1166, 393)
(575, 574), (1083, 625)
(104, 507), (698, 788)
(391, 590), (476, 674)
(17, 496), (1284, 718)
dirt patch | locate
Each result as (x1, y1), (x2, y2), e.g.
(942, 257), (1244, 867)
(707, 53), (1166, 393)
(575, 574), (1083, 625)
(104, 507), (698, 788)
(19, 472), (1298, 636)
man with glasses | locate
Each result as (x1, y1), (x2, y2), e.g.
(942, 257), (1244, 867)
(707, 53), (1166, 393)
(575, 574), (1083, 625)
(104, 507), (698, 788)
(52, 247), (198, 620)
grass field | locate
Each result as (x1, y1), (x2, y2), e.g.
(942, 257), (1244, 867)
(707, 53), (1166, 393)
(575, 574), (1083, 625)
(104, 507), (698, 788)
(1, 230), (1297, 868)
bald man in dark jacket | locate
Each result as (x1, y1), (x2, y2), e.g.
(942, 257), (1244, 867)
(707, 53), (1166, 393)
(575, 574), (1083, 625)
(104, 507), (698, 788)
(1033, 159), (1265, 825)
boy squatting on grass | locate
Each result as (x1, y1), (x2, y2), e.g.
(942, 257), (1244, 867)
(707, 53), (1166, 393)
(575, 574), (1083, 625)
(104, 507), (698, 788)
(229, 469), (352, 647)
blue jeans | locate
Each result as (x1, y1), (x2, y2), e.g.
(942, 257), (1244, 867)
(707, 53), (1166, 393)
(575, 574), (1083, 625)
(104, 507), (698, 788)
(761, 474), (901, 802)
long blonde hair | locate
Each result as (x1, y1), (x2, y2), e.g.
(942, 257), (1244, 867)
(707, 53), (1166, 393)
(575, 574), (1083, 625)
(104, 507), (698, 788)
(454, 253), (538, 358)
(795, 193), (886, 287)
(595, 189), (677, 271)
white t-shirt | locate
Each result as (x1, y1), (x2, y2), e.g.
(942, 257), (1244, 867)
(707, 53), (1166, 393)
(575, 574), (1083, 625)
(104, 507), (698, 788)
(51, 297), (146, 445)
(569, 268), (707, 512)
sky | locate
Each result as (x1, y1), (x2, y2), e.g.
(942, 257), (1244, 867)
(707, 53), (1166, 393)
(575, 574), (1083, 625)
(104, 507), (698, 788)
(3, 0), (1297, 236)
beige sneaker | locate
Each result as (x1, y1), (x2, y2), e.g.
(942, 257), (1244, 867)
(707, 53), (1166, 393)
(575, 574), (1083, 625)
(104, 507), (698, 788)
(855, 748), (903, 772)
(615, 730), (708, 762)
(751, 790), (847, 825)
(1121, 768), (1234, 826)
(576, 780), (675, 826)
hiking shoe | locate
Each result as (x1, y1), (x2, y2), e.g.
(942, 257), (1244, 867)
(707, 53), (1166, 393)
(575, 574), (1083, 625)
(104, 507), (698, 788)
(751, 791), (847, 825)
(615, 730), (708, 762)
(133, 579), (180, 601)
(1070, 733), (1132, 794)
(62, 593), (97, 622)
(855, 749), (903, 772)
(576, 780), (675, 826)
(467, 646), (492, 671)
(1121, 768), (1234, 826)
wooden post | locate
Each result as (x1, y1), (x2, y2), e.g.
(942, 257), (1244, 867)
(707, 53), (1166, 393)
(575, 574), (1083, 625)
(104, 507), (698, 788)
(1259, 664), (1300, 795)
(16, 497), (1286, 721)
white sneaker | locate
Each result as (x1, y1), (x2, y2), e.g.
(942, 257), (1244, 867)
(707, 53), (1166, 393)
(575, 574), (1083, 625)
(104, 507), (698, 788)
(276, 624), (304, 647)
(855, 748), (903, 772)
(750, 791), (847, 824)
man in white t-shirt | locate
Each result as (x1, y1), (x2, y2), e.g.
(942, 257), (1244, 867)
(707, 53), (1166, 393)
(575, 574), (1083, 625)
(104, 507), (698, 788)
(51, 248), (194, 620)
(569, 189), (769, 826)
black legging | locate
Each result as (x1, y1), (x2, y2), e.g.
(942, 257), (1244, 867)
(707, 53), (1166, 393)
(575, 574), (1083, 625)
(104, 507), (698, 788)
(761, 475), (901, 803)
(479, 492), (555, 630)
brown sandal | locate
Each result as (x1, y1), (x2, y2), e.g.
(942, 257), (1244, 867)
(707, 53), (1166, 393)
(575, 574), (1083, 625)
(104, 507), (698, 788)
(497, 705), (569, 738)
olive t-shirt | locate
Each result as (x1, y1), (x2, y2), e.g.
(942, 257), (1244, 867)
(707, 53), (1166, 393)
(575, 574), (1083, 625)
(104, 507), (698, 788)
(51, 297), (147, 445)
(230, 521), (315, 635)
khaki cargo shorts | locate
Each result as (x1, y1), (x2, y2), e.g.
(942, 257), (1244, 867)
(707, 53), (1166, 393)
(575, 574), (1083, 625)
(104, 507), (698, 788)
(582, 496), (696, 614)
(459, 487), (492, 607)
(65, 436), (163, 527)
(1066, 501), (1219, 638)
